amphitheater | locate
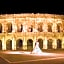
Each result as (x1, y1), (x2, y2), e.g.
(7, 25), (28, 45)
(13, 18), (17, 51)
(0, 13), (64, 50)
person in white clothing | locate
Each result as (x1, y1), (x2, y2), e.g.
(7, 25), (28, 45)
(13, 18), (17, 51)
(31, 39), (42, 54)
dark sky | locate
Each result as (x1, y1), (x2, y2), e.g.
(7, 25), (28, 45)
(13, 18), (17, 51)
(0, 1), (64, 15)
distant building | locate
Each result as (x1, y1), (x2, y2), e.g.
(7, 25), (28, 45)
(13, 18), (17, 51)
(0, 13), (64, 50)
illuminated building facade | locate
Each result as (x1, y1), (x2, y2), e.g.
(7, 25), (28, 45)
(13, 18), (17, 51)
(0, 13), (64, 50)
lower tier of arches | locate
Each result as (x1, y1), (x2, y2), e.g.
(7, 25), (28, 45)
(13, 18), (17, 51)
(0, 38), (64, 50)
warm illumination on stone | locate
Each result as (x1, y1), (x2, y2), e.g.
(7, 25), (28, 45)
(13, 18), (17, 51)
(0, 13), (64, 50)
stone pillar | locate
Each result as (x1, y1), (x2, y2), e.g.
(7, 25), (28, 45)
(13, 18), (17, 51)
(43, 37), (47, 49)
(12, 37), (16, 50)
(12, 23), (17, 33)
(5, 23), (8, 33)
(43, 24), (48, 32)
(2, 23), (7, 33)
(23, 25), (27, 32)
(23, 37), (27, 50)
(33, 24), (38, 32)
(33, 36), (37, 49)
(52, 38), (57, 49)
(2, 37), (6, 50)
(2, 24), (4, 33)
(52, 23), (57, 32)
(62, 37), (64, 49)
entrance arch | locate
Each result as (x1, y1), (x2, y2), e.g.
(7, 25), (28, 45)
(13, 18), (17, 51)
(0, 23), (2, 33)
(38, 23), (43, 32)
(28, 26), (33, 32)
(57, 39), (62, 49)
(47, 39), (53, 49)
(17, 24), (23, 32)
(7, 23), (12, 33)
(38, 38), (43, 49)
(6, 39), (12, 50)
(0, 40), (2, 50)
(16, 39), (23, 50)
(20, 24), (23, 32)
(27, 39), (33, 50)
(57, 23), (61, 32)
(48, 24), (52, 32)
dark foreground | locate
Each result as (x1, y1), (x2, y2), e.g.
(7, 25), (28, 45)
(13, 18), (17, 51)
(0, 49), (64, 64)
(0, 57), (9, 64)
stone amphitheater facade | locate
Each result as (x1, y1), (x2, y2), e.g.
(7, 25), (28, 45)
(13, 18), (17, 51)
(0, 13), (64, 50)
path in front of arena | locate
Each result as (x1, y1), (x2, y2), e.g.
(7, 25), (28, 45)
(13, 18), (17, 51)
(0, 50), (64, 64)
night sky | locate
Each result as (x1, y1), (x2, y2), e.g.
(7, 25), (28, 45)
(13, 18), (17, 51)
(0, 1), (64, 15)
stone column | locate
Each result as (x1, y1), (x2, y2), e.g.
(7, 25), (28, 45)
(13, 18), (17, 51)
(2, 23), (7, 33)
(12, 23), (17, 33)
(33, 36), (37, 49)
(52, 38), (57, 49)
(43, 24), (48, 32)
(52, 23), (57, 32)
(2, 24), (4, 33)
(2, 37), (6, 50)
(12, 37), (16, 50)
(43, 37), (47, 49)
(62, 37), (64, 49)
(23, 25), (27, 32)
(23, 37), (27, 50)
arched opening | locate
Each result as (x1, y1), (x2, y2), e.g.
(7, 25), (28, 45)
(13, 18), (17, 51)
(31, 25), (33, 32)
(47, 39), (53, 49)
(7, 23), (12, 33)
(28, 25), (33, 32)
(20, 24), (23, 32)
(57, 39), (62, 49)
(0, 23), (2, 33)
(17, 24), (23, 32)
(16, 39), (23, 50)
(57, 23), (61, 32)
(48, 24), (52, 32)
(38, 39), (43, 49)
(38, 23), (43, 32)
(0, 40), (2, 50)
(27, 39), (33, 50)
(6, 39), (12, 50)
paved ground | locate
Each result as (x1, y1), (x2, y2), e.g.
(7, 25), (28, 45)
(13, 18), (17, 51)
(0, 50), (64, 64)
(0, 57), (9, 64)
